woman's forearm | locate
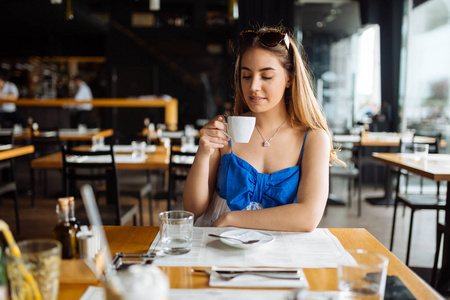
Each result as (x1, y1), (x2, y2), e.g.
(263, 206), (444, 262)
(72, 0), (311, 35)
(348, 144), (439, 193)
(213, 202), (324, 232)
(183, 151), (218, 217)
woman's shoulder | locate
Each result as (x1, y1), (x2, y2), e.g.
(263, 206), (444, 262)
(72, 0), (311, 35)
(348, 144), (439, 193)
(303, 128), (330, 151)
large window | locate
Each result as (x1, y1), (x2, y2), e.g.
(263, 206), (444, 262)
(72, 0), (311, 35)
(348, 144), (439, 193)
(323, 24), (381, 133)
(401, 0), (450, 152)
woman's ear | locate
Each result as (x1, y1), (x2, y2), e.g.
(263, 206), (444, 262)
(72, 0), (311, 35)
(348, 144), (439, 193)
(286, 76), (293, 88)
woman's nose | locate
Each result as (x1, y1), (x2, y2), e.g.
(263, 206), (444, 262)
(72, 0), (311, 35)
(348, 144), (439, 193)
(250, 78), (261, 91)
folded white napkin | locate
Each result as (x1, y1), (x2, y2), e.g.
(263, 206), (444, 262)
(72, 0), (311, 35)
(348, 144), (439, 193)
(0, 144), (13, 151)
(209, 267), (308, 288)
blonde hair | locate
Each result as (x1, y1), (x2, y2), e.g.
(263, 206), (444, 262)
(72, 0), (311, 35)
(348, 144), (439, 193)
(233, 26), (341, 164)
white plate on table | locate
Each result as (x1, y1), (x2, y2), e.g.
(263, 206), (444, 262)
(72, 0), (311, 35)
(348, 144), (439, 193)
(219, 229), (275, 249)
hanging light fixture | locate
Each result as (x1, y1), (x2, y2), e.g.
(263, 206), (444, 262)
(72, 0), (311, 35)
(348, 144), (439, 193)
(149, 0), (160, 11)
(65, 0), (74, 20)
(50, 0), (62, 4)
(228, 0), (239, 20)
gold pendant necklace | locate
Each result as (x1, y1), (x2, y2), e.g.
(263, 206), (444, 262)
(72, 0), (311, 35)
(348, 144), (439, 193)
(255, 118), (287, 147)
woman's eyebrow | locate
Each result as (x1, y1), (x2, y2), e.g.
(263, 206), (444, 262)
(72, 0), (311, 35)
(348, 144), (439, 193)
(241, 67), (276, 71)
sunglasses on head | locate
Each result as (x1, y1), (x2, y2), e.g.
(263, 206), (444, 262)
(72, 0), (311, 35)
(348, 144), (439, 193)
(239, 30), (290, 50)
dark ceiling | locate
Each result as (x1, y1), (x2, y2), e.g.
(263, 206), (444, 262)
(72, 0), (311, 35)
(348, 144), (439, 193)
(298, 1), (361, 37)
(0, 0), (362, 57)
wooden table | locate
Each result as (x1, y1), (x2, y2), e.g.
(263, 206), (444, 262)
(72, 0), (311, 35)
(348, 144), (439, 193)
(0, 145), (34, 161)
(8, 98), (178, 131)
(31, 145), (170, 170)
(334, 132), (446, 147)
(58, 226), (442, 300)
(333, 132), (446, 208)
(372, 152), (450, 291)
(0, 128), (114, 141)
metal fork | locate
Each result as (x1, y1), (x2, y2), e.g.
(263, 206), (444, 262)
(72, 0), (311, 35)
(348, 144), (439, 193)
(202, 268), (301, 281)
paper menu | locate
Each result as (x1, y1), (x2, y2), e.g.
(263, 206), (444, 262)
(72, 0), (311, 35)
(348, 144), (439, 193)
(79, 287), (295, 300)
(149, 227), (349, 268)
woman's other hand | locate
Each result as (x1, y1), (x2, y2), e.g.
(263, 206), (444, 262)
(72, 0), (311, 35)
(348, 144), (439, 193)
(197, 115), (230, 156)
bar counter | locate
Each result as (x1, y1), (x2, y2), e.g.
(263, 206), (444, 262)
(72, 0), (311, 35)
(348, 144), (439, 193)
(5, 98), (178, 131)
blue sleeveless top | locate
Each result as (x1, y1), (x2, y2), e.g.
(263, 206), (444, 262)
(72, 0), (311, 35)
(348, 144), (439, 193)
(216, 130), (308, 211)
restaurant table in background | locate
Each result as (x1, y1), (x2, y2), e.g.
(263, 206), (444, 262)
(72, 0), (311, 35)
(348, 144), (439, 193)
(58, 226), (442, 300)
(0, 128), (114, 142)
(333, 132), (446, 206)
(372, 152), (450, 292)
(31, 145), (170, 171)
(0, 145), (35, 233)
(0, 144), (34, 161)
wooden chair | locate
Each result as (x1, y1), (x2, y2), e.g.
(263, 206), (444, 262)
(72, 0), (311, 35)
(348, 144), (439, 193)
(167, 144), (196, 211)
(432, 222), (450, 289)
(401, 133), (442, 195)
(389, 135), (445, 266)
(30, 127), (62, 206)
(61, 145), (138, 226)
(103, 137), (153, 225)
(118, 170), (153, 225)
(0, 130), (20, 234)
(329, 142), (362, 216)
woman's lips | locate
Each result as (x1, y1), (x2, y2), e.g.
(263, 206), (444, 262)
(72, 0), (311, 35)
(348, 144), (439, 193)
(249, 96), (265, 103)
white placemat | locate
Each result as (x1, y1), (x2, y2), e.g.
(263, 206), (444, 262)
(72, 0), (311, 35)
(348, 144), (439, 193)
(67, 154), (146, 164)
(79, 287), (295, 300)
(92, 144), (156, 153)
(149, 227), (349, 268)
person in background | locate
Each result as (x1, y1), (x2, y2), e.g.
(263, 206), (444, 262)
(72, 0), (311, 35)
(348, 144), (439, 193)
(0, 72), (27, 127)
(183, 26), (343, 232)
(71, 74), (93, 128)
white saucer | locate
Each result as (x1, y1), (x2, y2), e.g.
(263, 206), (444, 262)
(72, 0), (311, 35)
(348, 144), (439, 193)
(219, 229), (275, 249)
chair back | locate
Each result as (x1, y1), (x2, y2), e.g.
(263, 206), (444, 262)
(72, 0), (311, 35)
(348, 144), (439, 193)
(61, 145), (121, 225)
(31, 127), (61, 158)
(0, 130), (14, 145)
(413, 133), (441, 154)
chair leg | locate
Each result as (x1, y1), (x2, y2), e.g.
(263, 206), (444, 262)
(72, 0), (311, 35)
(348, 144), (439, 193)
(138, 196), (144, 226)
(148, 193), (154, 226)
(432, 224), (443, 288)
(30, 168), (35, 207)
(146, 171), (154, 226)
(405, 208), (415, 266)
(13, 185), (20, 235)
(405, 173), (409, 194)
(347, 179), (352, 209)
(390, 198), (399, 251)
(420, 177), (423, 194)
(357, 176), (362, 217)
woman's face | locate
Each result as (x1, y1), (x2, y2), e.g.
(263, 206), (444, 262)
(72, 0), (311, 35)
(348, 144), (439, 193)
(240, 47), (290, 114)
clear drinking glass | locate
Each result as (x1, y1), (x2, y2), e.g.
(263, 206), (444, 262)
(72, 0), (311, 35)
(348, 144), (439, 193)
(413, 143), (429, 160)
(6, 239), (62, 300)
(131, 141), (146, 158)
(78, 124), (87, 134)
(337, 249), (388, 300)
(158, 211), (194, 255)
(91, 136), (105, 151)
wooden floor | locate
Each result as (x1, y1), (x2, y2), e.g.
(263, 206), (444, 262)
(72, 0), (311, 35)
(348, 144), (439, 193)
(0, 156), (448, 297)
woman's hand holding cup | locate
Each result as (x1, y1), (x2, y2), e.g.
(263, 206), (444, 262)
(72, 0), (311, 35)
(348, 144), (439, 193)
(198, 115), (230, 156)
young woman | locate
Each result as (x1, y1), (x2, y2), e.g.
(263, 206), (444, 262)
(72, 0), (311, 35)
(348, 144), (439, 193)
(183, 26), (341, 232)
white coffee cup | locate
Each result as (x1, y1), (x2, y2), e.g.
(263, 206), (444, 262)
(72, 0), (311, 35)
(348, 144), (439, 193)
(222, 116), (256, 143)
